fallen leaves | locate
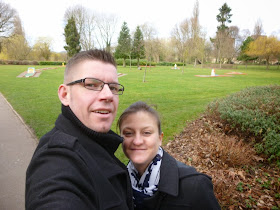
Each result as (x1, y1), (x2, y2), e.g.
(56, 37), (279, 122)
(163, 114), (280, 209)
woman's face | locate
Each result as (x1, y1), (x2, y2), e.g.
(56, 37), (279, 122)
(120, 111), (163, 175)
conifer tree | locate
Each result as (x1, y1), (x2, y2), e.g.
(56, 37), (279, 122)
(64, 17), (81, 58)
(115, 22), (131, 67)
(237, 36), (256, 67)
(132, 26), (145, 67)
(216, 3), (232, 31)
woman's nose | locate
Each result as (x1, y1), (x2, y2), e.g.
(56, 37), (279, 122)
(133, 134), (143, 145)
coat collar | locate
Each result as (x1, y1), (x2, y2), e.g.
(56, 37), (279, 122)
(158, 150), (201, 197)
(158, 150), (179, 197)
(55, 112), (127, 179)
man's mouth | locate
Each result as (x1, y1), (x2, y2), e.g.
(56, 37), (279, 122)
(94, 110), (110, 114)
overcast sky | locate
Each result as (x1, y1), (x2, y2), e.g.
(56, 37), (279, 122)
(4, 0), (280, 52)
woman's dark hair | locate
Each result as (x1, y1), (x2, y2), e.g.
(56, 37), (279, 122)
(117, 101), (162, 134)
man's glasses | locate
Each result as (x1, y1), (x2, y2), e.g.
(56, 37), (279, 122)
(66, 77), (124, 95)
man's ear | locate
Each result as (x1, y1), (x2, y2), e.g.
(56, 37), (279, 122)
(58, 84), (70, 106)
(159, 132), (164, 146)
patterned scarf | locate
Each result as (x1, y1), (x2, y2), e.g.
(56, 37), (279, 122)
(127, 147), (163, 207)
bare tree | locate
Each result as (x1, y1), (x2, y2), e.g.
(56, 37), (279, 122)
(140, 22), (158, 66)
(64, 5), (95, 50)
(240, 29), (251, 42)
(158, 38), (174, 62)
(5, 35), (31, 60)
(189, 0), (201, 65)
(0, 1), (16, 37)
(253, 19), (264, 39)
(171, 0), (205, 68)
(228, 26), (241, 60)
(13, 14), (25, 36)
(171, 19), (190, 64)
(95, 13), (118, 52)
(82, 12), (95, 50)
(33, 37), (53, 61)
(204, 40), (213, 63)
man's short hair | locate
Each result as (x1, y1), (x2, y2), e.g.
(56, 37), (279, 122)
(64, 49), (117, 83)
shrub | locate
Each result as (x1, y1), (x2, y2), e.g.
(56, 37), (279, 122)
(115, 59), (156, 66)
(207, 85), (280, 163)
(157, 61), (174, 66)
(39, 61), (65, 65)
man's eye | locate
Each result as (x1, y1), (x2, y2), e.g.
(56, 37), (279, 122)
(110, 86), (118, 91)
(143, 131), (151, 135)
(86, 83), (99, 88)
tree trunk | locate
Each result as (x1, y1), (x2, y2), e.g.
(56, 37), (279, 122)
(143, 63), (147, 82)
(266, 58), (269, 70)
(149, 56), (152, 70)
(123, 58), (126, 67)
(129, 54), (131, 70)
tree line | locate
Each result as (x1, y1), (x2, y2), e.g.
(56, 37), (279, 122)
(1, 0), (280, 69)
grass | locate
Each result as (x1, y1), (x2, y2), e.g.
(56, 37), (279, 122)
(0, 64), (280, 161)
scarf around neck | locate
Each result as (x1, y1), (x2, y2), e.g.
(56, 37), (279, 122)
(127, 147), (163, 206)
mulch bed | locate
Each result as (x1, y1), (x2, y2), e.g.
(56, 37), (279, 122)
(163, 115), (280, 209)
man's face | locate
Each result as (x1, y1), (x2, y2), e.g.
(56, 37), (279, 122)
(64, 60), (119, 133)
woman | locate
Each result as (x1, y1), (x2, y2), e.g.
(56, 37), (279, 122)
(117, 101), (221, 210)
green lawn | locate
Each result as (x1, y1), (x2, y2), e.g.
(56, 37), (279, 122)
(1, 64), (280, 161)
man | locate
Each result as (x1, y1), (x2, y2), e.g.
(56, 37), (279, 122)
(26, 49), (134, 209)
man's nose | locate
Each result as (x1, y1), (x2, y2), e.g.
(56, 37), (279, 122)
(100, 84), (114, 100)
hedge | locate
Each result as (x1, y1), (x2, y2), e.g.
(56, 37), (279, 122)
(207, 85), (280, 165)
(39, 61), (65, 65)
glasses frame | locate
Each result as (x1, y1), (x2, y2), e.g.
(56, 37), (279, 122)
(66, 77), (124, 95)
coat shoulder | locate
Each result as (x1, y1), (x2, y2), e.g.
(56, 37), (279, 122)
(47, 130), (78, 150)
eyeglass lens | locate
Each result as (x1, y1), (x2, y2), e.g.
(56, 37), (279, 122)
(84, 78), (123, 94)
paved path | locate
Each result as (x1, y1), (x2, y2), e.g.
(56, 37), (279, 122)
(0, 92), (37, 210)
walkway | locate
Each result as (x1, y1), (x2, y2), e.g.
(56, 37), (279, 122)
(0, 92), (37, 210)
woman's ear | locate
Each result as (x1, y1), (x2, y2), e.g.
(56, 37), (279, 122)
(58, 84), (70, 106)
(159, 132), (164, 146)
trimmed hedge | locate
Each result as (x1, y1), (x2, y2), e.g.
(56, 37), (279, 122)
(0, 60), (39, 65)
(115, 59), (188, 67)
(207, 85), (280, 165)
(115, 59), (156, 66)
(157, 62), (185, 66)
(0, 60), (65, 65)
(39, 61), (65, 65)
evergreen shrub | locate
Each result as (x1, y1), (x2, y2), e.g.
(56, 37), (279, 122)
(39, 61), (64, 65)
(0, 60), (40, 65)
(207, 85), (280, 164)
(115, 59), (156, 66)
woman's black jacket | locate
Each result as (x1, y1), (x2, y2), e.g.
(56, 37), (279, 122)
(134, 150), (221, 210)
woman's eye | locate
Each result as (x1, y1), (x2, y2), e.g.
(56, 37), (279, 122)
(123, 132), (132, 137)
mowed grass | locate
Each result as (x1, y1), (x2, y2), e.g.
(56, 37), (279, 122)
(1, 64), (280, 161)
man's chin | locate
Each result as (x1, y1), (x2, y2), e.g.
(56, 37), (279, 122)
(89, 124), (111, 133)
